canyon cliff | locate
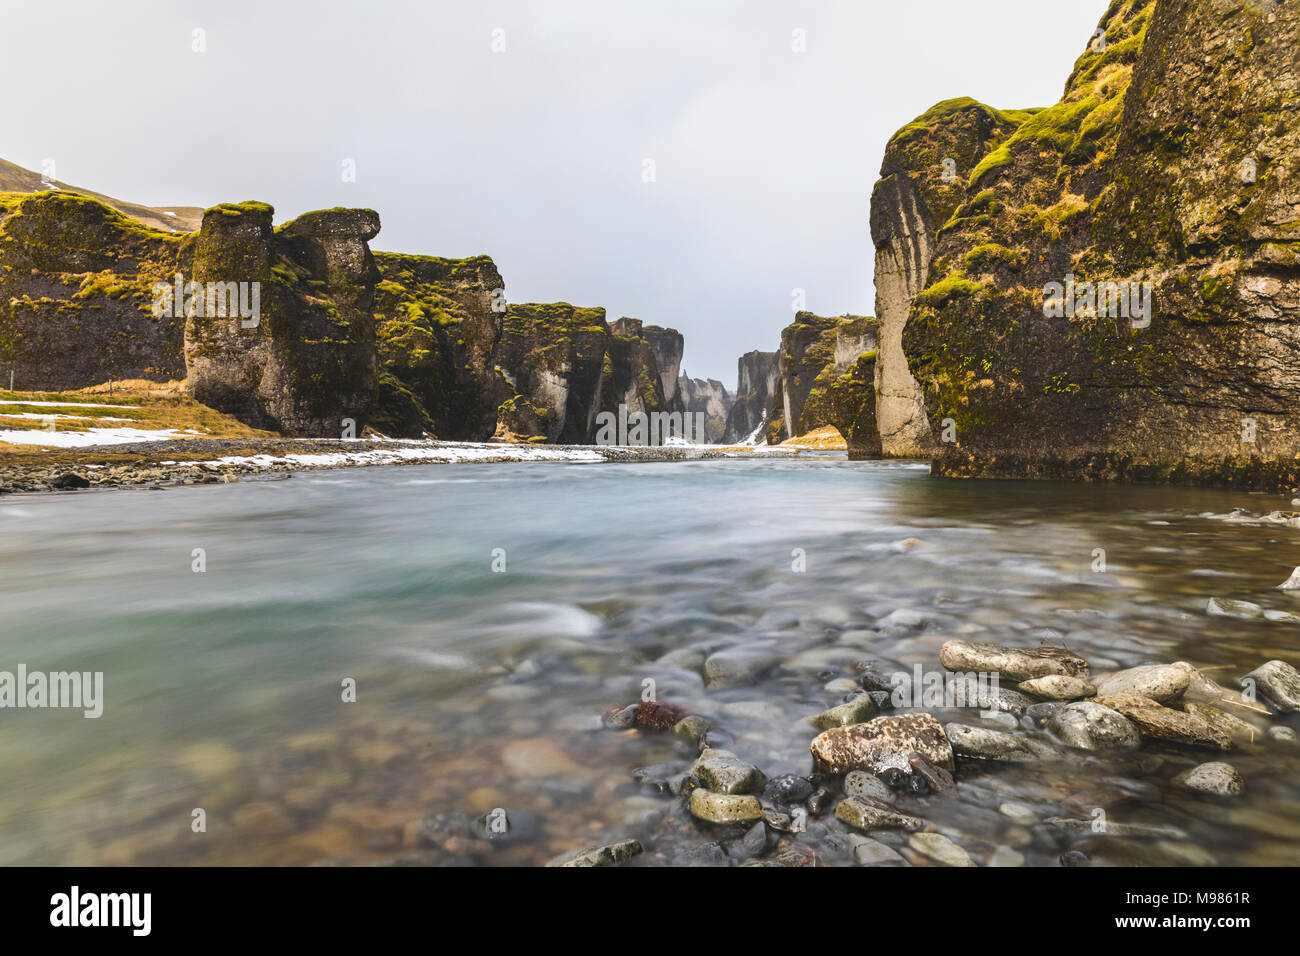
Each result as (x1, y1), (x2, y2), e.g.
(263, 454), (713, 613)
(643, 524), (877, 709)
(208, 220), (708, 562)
(677, 375), (732, 443)
(1, 184), (692, 445)
(722, 349), (778, 443)
(887, 0), (1300, 488)
(764, 312), (881, 458)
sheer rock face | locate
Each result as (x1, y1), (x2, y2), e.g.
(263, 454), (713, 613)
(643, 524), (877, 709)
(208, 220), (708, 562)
(0, 191), (189, 390)
(372, 252), (505, 439)
(722, 349), (778, 443)
(870, 100), (1021, 457)
(184, 203), (380, 436)
(896, 0), (1300, 489)
(642, 324), (685, 413)
(764, 312), (881, 457)
(678, 374), (732, 443)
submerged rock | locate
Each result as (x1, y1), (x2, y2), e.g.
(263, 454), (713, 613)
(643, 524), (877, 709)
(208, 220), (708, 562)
(809, 694), (878, 730)
(1093, 662), (1194, 704)
(844, 770), (892, 803)
(1206, 598), (1262, 619)
(1276, 567), (1300, 591)
(1092, 694), (1231, 750)
(1047, 701), (1141, 751)
(689, 749), (765, 795)
(1183, 702), (1263, 747)
(834, 796), (925, 832)
(907, 832), (975, 867)
(1045, 817), (1188, 840)
(1018, 675), (1097, 700)
(939, 640), (1089, 681)
(703, 648), (780, 687)
(689, 790), (763, 825)
(945, 722), (1063, 762)
(545, 838), (643, 867)
(809, 712), (953, 775)
(1241, 660), (1300, 712)
(1173, 762), (1244, 797)
(854, 838), (907, 866)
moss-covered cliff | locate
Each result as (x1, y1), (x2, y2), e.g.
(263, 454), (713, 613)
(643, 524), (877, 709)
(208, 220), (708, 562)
(889, 0), (1300, 489)
(765, 311), (880, 456)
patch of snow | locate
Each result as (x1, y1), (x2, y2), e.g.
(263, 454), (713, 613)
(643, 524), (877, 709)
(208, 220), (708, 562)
(0, 427), (184, 447)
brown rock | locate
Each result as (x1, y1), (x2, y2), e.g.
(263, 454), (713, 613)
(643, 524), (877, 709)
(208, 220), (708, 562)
(810, 712), (953, 774)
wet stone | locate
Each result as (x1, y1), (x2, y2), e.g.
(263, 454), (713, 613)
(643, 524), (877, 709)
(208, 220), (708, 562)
(945, 723), (1064, 762)
(834, 796), (925, 832)
(1018, 675), (1097, 700)
(844, 769), (892, 803)
(689, 790), (763, 825)
(939, 640), (1089, 682)
(1047, 701), (1141, 751)
(470, 808), (540, 845)
(810, 712), (954, 775)
(1044, 817), (1188, 839)
(854, 838), (907, 866)
(1093, 662), (1194, 704)
(809, 694), (878, 730)
(762, 773), (813, 806)
(545, 838), (643, 867)
(908, 832), (975, 867)
(1093, 693), (1231, 750)
(1241, 660), (1300, 712)
(1183, 702), (1263, 747)
(690, 749), (765, 795)
(1173, 761), (1244, 797)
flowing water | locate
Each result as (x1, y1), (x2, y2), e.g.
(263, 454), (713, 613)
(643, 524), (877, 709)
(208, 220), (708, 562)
(2, 456), (1299, 866)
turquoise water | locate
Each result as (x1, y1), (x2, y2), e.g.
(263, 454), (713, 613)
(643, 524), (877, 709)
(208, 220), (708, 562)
(1, 457), (1299, 865)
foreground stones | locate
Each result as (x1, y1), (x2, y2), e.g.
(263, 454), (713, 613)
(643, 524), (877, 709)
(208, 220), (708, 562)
(689, 790), (763, 824)
(1093, 694), (1231, 750)
(1093, 662), (1195, 704)
(908, 832), (975, 867)
(810, 713), (954, 774)
(1047, 702), (1141, 751)
(834, 796), (925, 832)
(689, 749), (765, 795)
(945, 723), (1063, 762)
(1241, 660), (1300, 712)
(939, 640), (1089, 681)
(809, 694), (878, 730)
(1018, 675), (1096, 700)
(1173, 762), (1244, 797)
(545, 839), (643, 867)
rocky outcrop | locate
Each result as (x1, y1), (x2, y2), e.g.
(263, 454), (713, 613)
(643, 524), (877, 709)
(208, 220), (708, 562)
(896, 0), (1300, 489)
(642, 324), (685, 414)
(0, 191), (189, 390)
(677, 374), (732, 443)
(184, 204), (380, 436)
(372, 252), (504, 439)
(1, 182), (693, 445)
(764, 312), (881, 457)
(722, 350), (778, 443)
(870, 99), (1028, 457)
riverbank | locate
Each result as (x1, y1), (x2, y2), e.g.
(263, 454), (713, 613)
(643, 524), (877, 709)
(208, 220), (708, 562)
(0, 437), (805, 494)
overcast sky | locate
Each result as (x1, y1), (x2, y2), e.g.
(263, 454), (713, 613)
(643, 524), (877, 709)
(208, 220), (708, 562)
(3, 0), (1107, 385)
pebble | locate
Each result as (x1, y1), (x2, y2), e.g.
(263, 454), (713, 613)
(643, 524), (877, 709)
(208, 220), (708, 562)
(1241, 660), (1300, 711)
(1045, 816), (1188, 840)
(809, 694), (878, 730)
(854, 839), (907, 865)
(690, 749), (765, 795)
(1017, 675), (1097, 700)
(1092, 693), (1231, 750)
(998, 801), (1040, 826)
(703, 648), (781, 688)
(689, 790), (763, 825)
(1093, 662), (1194, 704)
(844, 770), (892, 802)
(1206, 597), (1262, 619)
(1172, 761), (1244, 797)
(945, 722), (1063, 761)
(908, 831), (975, 867)
(939, 640), (1089, 681)
(763, 774), (814, 805)
(810, 712), (954, 774)
(1047, 701), (1141, 751)
(988, 846), (1025, 867)
(545, 838), (643, 867)
(1269, 725), (1297, 743)
(834, 796), (925, 831)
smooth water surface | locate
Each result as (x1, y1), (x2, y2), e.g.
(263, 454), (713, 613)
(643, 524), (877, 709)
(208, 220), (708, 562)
(1, 457), (1299, 865)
